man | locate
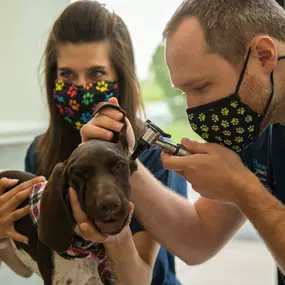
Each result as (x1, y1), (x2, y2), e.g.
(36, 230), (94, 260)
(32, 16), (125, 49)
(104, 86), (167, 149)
(76, 0), (285, 284)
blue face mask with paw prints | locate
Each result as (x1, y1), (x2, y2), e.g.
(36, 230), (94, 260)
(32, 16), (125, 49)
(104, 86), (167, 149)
(186, 49), (285, 153)
(53, 79), (119, 130)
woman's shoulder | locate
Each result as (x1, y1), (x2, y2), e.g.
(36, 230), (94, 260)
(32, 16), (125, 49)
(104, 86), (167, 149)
(25, 135), (42, 174)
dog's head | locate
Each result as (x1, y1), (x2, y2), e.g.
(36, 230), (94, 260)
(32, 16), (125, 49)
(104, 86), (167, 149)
(38, 126), (137, 253)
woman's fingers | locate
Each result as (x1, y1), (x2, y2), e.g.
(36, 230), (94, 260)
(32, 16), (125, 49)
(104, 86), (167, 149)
(93, 114), (124, 132)
(81, 124), (113, 143)
(1, 176), (45, 203)
(7, 205), (30, 223)
(2, 189), (31, 213)
(7, 230), (28, 244)
(0, 178), (19, 195)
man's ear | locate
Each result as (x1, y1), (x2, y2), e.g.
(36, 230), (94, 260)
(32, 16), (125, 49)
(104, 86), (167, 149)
(38, 162), (73, 253)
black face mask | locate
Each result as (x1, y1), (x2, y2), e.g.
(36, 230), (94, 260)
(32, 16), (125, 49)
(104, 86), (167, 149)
(186, 48), (285, 153)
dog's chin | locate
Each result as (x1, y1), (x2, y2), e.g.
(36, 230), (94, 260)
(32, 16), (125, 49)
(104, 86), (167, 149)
(93, 215), (129, 236)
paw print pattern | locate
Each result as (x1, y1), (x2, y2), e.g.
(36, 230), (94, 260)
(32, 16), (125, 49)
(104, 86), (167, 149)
(248, 125), (255, 132)
(223, 130), (231, 136)
(53, 80), (119, 130)
(235, 137), (244, 143)
(69, 100), (80, 111)
(221, 108), (229, 116)
(198, 113), (206, 122)
(80, 112), (93, 123)
(56, 80), (65, 91)
(201, 133), (209, 139)
(221, 120), (229, 128)
(188, 113), (194, 121)
(224, 140), (232, 146)
(212, 125), (219, 131)
(82, 93), (94, 105)
(191, 124), (198, 131)
(236, 127), (245, 134)
(67, 85), (77, 97)
(231, 118), (239, 125)
(230, 101), (238, 108)
(245, 115), (253, 123)
(211, 114), (219, 123)
(83, 83), (93, 90)
(96, 81), (109, 92)
(200, 125), (209, 132)
(237, 108), (246, 115)
(185, 94), (263, 153)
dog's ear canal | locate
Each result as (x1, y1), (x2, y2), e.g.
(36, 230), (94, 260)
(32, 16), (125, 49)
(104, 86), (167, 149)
(38, 162), (73, 253)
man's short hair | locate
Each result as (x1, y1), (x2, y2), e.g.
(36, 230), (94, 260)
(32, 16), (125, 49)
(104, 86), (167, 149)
(163, 0), (285, 63)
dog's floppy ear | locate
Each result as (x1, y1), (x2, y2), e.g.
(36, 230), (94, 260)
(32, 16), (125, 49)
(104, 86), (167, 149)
(118, 125), (137, 174)
(38, 162), (73, 253)
(93, 102), (137, 173)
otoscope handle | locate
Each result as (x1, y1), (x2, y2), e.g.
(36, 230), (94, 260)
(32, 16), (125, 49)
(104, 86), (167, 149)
(155, 140), (191, 156)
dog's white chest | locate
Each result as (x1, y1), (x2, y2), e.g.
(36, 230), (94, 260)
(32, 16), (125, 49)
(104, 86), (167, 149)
(52, 253), (103, 285)
(11, 241), (104, 285)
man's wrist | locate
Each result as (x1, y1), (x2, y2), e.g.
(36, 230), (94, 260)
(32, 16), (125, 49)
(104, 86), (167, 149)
(233, 172), (265, 210)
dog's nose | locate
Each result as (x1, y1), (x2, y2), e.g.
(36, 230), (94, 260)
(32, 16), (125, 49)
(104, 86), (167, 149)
(97, 194), (121, 215)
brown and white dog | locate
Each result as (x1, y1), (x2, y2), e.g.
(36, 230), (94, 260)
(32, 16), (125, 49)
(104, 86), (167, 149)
(0, 103), (137, 285)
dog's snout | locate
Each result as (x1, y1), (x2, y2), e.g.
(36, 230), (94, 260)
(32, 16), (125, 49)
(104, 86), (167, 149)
(96, 194), (121, 216)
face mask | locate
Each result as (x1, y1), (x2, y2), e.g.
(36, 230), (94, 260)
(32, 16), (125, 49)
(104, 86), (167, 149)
(53, 79), (119, 130)
(186, 49), (285, 153)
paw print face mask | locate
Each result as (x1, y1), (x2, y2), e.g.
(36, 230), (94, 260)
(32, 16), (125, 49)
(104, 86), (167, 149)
(53, 80), (119, 130)
(187, 48), (285, 153)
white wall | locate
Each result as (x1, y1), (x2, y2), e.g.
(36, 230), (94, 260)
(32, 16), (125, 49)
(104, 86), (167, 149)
(0, 0), (69, 170)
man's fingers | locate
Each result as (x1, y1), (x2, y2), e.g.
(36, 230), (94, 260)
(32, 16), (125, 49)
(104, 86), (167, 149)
(160, 153), (187, 172)
(69, 188), (88, 224)
(0, 178), (19, 195)
(181, 137), (209, 154)
(81, 124), (113, 143)
(80, 223), (106, 243)
(7, 205), (30, 222)
(7, 230), (28, 244)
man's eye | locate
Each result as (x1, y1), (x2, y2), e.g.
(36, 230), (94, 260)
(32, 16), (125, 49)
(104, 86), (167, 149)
(193, 84), (210, 93)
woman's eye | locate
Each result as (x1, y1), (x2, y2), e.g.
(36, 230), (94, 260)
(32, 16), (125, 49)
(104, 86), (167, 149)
(89, 70), (105, 79)
(60, 71), (73, 80)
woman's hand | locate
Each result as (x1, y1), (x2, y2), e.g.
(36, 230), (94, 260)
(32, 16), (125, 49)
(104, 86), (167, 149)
(69, 188), (133, 245)
(80, 97), (135, 151)
(0, 176), (45, 244)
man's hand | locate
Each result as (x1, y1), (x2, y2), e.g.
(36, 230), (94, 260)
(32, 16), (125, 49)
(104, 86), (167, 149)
(80, 97), (135, 151)
(69, 188), (133, 245)
(161, 137), (255, 204)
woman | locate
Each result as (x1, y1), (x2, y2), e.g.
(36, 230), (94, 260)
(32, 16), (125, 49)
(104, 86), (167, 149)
(0, 1), (187, 284)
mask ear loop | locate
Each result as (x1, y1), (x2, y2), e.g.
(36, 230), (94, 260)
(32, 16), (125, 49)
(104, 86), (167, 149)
(235, 48), (252, 93)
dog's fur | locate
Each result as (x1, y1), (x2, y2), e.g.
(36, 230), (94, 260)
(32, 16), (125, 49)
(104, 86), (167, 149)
(0, 103), (137, 285)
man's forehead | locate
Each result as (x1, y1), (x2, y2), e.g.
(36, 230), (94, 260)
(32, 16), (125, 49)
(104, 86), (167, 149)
(165, 17), (209, 87)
